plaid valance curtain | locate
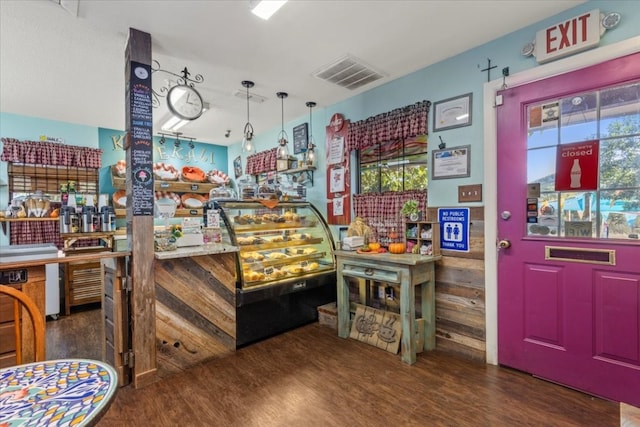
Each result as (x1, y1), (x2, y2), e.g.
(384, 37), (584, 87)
(345, 100), (430, 152)
(245, 147), (278, 175)
(1, 138), (103, 168)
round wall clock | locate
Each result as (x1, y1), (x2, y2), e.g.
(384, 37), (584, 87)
(167, 84), (204, 120)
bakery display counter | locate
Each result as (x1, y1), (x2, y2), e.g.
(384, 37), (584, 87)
(215, 200), (337, 345)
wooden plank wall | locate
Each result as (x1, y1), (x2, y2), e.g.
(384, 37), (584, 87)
(153, 252), (238, 379)
(426, 206), (485, 361)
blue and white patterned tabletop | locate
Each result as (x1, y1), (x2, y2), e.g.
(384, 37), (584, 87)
(0, 359), (118, 427)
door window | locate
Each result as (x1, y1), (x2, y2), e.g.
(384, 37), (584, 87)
(526, 81), (640, 239)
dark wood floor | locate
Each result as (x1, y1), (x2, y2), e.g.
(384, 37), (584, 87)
(90, 321), (620, 427)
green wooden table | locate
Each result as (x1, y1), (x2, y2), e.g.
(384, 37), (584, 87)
(335, 250), (441, 364)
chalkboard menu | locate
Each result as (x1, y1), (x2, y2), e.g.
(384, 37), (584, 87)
(129, 61), (154, 216)
(292, 123), (308, 154)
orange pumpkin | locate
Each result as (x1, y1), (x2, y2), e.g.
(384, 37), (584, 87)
(388, 242), (406, 254)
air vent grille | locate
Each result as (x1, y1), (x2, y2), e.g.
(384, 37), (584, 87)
(313, 54), (385, 90)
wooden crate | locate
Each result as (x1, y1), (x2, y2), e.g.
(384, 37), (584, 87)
(64, 261), (103, 316)
(317, 302), (337, 330)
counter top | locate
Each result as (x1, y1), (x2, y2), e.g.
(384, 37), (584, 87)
(0, 250), (131, 270)
(154, 244), (239, 260)
(334, 250), (441, 266)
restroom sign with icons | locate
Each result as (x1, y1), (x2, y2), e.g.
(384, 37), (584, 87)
(438, 208), (470, 252)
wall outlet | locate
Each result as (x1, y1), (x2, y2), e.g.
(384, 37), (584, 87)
(458, 184), (483, 203)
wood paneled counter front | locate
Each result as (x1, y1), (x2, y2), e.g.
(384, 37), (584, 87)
(334, 250), (441, 365)
(153, 244), (240, 378)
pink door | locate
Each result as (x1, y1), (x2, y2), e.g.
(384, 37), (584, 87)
(497, 52), (640, 406)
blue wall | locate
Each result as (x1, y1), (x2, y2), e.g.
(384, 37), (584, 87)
(2, 0), (639, 245)
(231, 0), (640, 212)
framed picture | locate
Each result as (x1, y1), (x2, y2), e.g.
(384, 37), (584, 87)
(293, 123), (309, 154)
(433, 93), (472, 131)
(233, 155), (242, 178)
(432, 145), (471, 179)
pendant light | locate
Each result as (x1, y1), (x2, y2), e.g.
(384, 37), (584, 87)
(241, 80), (255, 154)
(305, 101), (316, 166)
(276, 92), (289, 159)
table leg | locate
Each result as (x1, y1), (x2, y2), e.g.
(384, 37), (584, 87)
(400, 270), (416, 364)
(337, 262), (350, 338)
(422, 263), (436, 350)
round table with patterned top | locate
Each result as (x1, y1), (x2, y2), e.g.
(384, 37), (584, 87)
(0, 359), (118, 426)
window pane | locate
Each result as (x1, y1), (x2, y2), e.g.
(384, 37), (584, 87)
(527, 146), (556, 189)
(560, 92), (598, 144)
(599, 136), (640, 189)
(601, 189), (640, 239)
(527, 103), (559, 149)
(600, 83), (640, 138)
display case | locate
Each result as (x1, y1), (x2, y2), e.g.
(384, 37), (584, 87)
(215, 200), (337, 345)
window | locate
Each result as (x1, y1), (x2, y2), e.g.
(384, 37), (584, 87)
(526, 81), (640, 239)
(358, 135), (428, 193)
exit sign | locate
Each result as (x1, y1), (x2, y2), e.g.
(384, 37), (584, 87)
(535, 9), (601, 64)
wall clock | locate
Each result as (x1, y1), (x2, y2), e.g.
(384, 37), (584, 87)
(167, 84), (204, 120)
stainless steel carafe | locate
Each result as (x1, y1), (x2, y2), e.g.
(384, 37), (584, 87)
(59, 206), (78, 233)
(81, 206), (96, 233)
(100, 206), (115, 232)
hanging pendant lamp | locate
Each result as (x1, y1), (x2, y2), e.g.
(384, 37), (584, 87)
(276, 92), (289, 160)
(241, 80), (255, 154)
(305, 101), (316, 166)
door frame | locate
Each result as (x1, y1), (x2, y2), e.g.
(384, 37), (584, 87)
(482, 35), (640, 365)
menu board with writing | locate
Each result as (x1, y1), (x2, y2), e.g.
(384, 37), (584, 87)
(293, 123), (308, 154)
(325, 114), (350, 225)
(129, 61), (154, 216)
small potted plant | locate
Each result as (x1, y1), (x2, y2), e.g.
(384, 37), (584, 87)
(400, 199), (421, 221)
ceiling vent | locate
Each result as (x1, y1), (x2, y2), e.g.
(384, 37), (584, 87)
(312, 54), (386, 90)
(233, 89), (267, 103)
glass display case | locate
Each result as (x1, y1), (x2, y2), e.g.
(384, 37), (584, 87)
(215, 200), (336, 299)
(214, 200), (337, 345)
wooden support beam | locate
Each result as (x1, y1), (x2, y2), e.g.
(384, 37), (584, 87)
(124, 27), (157, 388)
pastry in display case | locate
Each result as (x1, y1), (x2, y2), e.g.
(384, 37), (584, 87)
(214, 200), (336, 304)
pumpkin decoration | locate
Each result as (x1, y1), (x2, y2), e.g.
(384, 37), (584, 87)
(388, 242), (406, 254)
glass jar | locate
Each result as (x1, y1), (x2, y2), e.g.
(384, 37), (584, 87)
(25, 191), (51, 218)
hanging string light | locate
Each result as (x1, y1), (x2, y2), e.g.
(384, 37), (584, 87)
(276, 92), (289, 160)
(305, 101), (316, 166)
(241, 80), (255, 153)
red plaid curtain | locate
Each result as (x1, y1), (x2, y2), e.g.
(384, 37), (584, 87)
(346, 100), (430, 152)
(353, 190), (427, 244)
(1, 138), (103, 168)
(245, 147), (278, 175)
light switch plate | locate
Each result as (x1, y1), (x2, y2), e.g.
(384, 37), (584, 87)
(458, 184), (483, 203)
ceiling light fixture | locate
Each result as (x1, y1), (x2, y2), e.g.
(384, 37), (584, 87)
(241, 80), (255, 154)
(276, 92), (289, 160)
(305, 101), (317, 166)
(161, 102), (209, 132)
(250, 0), (288, 20)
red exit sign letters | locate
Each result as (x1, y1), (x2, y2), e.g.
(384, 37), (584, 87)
(535, 9), (601, 64)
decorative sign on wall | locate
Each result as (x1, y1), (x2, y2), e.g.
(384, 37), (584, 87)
(129, 61), (154, 216)
(326, 113), (351, 225)
(292, 122), (308, 154)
